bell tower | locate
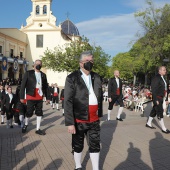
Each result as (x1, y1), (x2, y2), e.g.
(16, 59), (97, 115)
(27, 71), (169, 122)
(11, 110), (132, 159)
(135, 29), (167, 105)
(21, 0), (58, 30)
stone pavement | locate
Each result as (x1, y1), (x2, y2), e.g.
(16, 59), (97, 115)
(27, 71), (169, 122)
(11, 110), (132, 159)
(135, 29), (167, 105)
(0, 101), (170, 170)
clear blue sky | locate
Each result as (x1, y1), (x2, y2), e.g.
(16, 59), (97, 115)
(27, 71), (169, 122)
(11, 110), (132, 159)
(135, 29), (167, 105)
(0, 0), (169, 58)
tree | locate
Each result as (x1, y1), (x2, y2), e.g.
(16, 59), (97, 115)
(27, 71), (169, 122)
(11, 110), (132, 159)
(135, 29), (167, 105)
(92, 46), (111, 78)
(41, 36), (111, 78)
(134, 1), (170, 64)
(130, 40), (156, 85)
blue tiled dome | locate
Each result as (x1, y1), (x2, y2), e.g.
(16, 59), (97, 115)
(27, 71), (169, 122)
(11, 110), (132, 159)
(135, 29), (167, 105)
(61, 19), (80, 36)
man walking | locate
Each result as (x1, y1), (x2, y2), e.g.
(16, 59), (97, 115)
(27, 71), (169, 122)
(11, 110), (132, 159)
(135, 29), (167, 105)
(107, 70), (124, 121)
(20, 59), (50, 135)
(146, 66), (170, 134)
(64, 51), (103, 170)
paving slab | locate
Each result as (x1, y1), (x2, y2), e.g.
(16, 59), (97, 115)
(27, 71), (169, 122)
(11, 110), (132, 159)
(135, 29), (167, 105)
(0, 100), (170, 170)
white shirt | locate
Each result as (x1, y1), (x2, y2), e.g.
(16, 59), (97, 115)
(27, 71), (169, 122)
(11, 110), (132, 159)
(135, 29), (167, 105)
(35, 71), (43, 96)
(81, 70), (98, 105)
(161, 76), (167, 90)
(54, 87), (58, 93)
(115, 77), (119, 88)
(8, 93), (13, 103)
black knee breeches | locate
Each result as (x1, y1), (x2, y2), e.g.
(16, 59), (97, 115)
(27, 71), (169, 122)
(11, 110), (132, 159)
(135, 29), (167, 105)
(26, 100), (43, 117)
(72, 120), (100, 153)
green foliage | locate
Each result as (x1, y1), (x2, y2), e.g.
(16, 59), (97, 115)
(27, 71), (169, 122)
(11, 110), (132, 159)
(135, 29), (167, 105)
(134, 1), (170, 62)
(111, 1), (170, 82)
(41, 36), (111, 78)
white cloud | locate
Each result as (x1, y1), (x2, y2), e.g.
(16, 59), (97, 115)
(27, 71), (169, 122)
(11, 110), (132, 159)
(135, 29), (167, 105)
(124, 0), (170, 10)
(76, 0), (169, 57)
(76, 13), (141, 57)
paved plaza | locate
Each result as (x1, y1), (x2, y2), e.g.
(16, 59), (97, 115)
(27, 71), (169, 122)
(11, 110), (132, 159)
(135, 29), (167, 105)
(0, 100), (170, 170)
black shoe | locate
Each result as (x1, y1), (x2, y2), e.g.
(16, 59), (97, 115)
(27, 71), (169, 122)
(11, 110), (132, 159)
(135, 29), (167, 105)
(53, 108), (54, 110)
(1, 122), (4, 124)
(35, 129), (46, 135)
(22, 125), (28, 133)
(10, 125), (13, 128)
(116, 117), (123, 121)
(63, 113), (64, 116)
(75, 168), (82, 170)
(57, 109), (60, 111)
(106, 119), (110, 121)
(162, 129), (170, 134)
(145, 124), (156, 129)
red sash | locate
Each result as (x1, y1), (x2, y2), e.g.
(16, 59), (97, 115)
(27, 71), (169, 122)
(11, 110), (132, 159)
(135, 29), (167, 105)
(23, 99), (27, 104)
(12, 108), (20, 112)
(116, 88), (120, 95)
(26, 88), (43, 100)
(76, 105), (99, 123)
(53, 92), (58, 97)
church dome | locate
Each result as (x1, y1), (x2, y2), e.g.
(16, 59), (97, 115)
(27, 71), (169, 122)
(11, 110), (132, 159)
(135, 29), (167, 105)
(61, 19), (80, 36)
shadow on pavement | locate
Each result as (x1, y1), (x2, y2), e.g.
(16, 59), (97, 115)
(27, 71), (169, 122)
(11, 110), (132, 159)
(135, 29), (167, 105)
(44, 158), (63, 169)
(19, 159), (38, 170)
(81, 120), (118, 169)
(149, 132), (170, 170)
(115, 142), (152, 170)
(0, 134), (41, 170)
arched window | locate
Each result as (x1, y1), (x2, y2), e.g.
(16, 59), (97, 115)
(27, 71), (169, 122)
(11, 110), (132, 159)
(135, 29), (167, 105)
(43, 5), (47, 14)
(36, 5), (40, 15)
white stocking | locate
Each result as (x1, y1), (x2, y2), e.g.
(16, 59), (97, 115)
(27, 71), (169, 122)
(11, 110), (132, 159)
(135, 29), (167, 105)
(25, 117), (30, 126)
(117, 107), (123, 119)
(107, 110), (111, 120)
(10, 118), (13, 126)
(36, 116), (42, 130)
(1, 115), (4, 122)
(56, 103), (59, 109)
(19, 115), (24, 127)
(74, 152), (82, 169)
(90, 152), (99, 170)
(159, 118), (166, 131)
(147, 116), (153, 127)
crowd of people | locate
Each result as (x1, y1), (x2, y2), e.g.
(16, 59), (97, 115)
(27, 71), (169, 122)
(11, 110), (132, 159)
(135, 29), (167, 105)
(47, 83), (64, 115)
(103, 84), (152, 110)
(0, 78), (21, 87)
(0, 60), (64, 136)
(103, 82), (170, 117)
(0, 51), (170, 170)
(0, 83), (65, 129)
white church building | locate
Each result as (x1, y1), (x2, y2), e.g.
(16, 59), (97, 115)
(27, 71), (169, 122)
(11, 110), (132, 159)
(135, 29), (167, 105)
(0, 0), (80, 86)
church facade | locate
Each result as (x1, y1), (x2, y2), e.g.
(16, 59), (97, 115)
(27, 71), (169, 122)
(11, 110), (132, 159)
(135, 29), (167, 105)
(0, 0), (80, 86)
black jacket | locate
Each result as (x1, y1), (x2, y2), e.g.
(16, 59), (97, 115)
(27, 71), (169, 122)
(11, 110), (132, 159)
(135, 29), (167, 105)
(51, 87), (60, 96)
(0, 90), (3, 102)
(60, 89), (64, 100)
(1, 90), (6, 101)
(64, 70), (103, 126)
(151, 74), (167, 105)
(20, 70), (50, 100)
(2, 93), (17, 112)
(108, 77), (123, 98)
(49, 86), (54, 95)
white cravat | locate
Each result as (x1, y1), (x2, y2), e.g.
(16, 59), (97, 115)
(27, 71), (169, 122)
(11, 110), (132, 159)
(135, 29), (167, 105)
(9, 93), (13, 103)
(115, 77), (119, 88)
(35, 72), (43, 96)
(81, 70), (98, 105)
(54, 87), (58, 93)
(161, 76), (167, 90)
